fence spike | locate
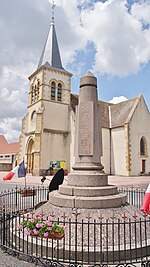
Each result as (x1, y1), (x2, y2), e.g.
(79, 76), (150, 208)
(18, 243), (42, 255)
(133, 211), (137, 220)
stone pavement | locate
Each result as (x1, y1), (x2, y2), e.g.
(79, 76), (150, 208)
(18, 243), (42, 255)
(0, 250), (35, 267)
(0, 171), (149, 190)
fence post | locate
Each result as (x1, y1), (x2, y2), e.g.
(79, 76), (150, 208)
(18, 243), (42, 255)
(15, 186), (18, 208)
(3, 206), (5, 246)
(32, 187), (35, 208)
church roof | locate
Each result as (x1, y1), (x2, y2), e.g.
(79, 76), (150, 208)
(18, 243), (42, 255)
(71, 94), (141, 129)
(37, 5), (64, 71)
(110, 97), (139, 128)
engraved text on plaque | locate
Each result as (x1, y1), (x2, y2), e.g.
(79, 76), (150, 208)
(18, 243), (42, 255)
(78, 101), (94, 156)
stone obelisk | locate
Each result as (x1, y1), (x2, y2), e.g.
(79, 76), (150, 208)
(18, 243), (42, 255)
(68, 71), (106, 187)
(49, 71), (126, 209)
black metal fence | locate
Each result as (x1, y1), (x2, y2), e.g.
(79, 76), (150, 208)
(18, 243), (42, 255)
(0, 187), (146, 213)
(0, 187), (149, 266)
(0, 186), (48, 212)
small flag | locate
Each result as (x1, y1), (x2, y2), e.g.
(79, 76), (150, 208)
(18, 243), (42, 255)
(141, 183), (150, 215)
(3, 160), (26, 181)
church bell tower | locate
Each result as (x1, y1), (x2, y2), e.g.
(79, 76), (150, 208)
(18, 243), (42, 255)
(19, 2), (72, 175)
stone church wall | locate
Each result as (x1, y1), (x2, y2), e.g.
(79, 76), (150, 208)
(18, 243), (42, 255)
(101, 128), (110, 174)
(40, 131), (70, 172)
(43, 101), (69, 131)
(130, 97), (150, 175)
(111, 127), (126, 176)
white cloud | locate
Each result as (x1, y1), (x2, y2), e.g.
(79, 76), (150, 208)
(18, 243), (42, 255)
(0, 62), (34, 142)
(0, 118), (22, 143)
(45, 0), (150, 76)
(109, 96), (128, 104)
(131, 1), (150, 24)
(80, 0), (150, 75)
(1, 0), (150, 142)
(54, 1), (87, 65)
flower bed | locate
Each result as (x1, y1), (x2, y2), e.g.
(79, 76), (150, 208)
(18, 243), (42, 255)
(19, 189), (36, 197)
(18, 213), (65, 240)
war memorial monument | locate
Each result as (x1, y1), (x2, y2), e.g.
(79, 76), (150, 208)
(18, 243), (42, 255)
(35, 71), (149, 262)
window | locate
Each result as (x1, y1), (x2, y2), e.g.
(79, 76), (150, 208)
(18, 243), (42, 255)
(140, 137), (147, 156)
(31, 85), (34, 103)
(37, 80), (40, 87)
(31, 80), (40, 103)
(31, 111), (36, 125)
(57, 83), (62, 102)
(51, 82), (56, 100)
(37, 80), (40, 100)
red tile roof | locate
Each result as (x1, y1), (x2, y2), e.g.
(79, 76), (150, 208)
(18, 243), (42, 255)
(0, 135), (8, 145)
(0, 135), (19, 154)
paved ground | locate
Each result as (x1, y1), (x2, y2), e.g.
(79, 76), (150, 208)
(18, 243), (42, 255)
(0, 171), (149, 190)
(0, 172), (149, 266)
(0, 250), (35, 267)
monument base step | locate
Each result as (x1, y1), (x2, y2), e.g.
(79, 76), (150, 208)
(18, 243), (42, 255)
(59, 184), (118, 197)
(49, 191), (126, 209)
(68, 172), (108, 187)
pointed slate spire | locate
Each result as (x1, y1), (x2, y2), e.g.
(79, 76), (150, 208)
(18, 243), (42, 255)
(37, 1), (63, 70)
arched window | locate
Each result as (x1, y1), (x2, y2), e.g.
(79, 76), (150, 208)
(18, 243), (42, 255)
(31, 85), (34, 103)
(31, 111), (36, 125)
(34, 85), (37, 98)
(37, 80), (40, 99)
(37, 80), (40, 87)
(51, 82), (56, 100)
(57, 83), (62, 102)
(140, 137), (147, 156)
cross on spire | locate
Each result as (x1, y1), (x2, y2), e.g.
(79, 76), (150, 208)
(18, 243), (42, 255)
(51, 0), (55, 24)
(37, 0), (64, 70)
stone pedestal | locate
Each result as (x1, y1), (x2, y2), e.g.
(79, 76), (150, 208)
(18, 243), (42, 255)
(49, 71), (126, 208)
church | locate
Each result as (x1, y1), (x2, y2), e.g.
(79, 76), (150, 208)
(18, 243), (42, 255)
(18, 7), (150, 177)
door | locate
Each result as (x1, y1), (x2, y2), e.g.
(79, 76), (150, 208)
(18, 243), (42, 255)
(142, 160), (145, 173)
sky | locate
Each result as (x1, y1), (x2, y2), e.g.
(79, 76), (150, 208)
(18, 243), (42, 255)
(0, 0), (150, 142)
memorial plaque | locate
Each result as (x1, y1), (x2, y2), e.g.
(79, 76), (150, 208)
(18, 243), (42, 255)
(78, 101), (93, 156)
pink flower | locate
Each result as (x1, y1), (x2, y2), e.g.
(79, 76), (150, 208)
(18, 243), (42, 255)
(48, 227), (52, 231)
(36, 214), (42, 218)
(36, 223), (41, 228)
(25, 228), (31, 235)
(33, 229), (39, 235)
(25, 213), (31, 218)
(46, 221), (52, 227)
(43, 232), (49, 237)
(36, 223), (44, 228)
(18, 225), (23, 230)
(29, 218), (35, 223)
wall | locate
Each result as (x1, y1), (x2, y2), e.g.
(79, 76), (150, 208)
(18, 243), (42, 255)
(43, 101), (69, 131)
(0, 163), (12, 171)
(40, 131), (70, 171)
(111, 127), (126, 175)
(40, 96), (71, 172)
(101, 128), (110, 174)
(130, 97), (150, 175)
